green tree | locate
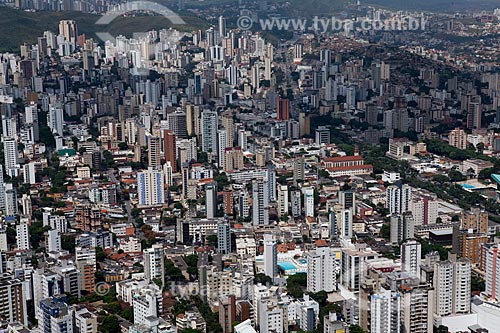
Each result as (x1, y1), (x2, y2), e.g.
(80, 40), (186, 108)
(308, 290), (328, 306)
(380, 224), (390, 239)
(349, 325), (368, 333)
(448, 169), (466, 182)
(100, 315), (120, 333)
(95, 247), (107, 262)
(471, 274), (485, 292)
(184, 254), (198, 267)
(205, 234), (218, 246)
(254, 273), (272, 285)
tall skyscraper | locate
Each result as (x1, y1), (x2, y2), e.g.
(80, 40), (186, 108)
(433, 253), (471, 317)
(16, 223), (29, 250)
(461, 207), (488, 234)
(148, 135), (161, 170)
(75, 246), (96, 294)
(276, 96), (290, 121)
(48, 106), (64, 136)
(221, 112), (234, 147)
(306, 247), (337, 293)
(0, 273), (27, 325)
(201, 110), (218, 154)
(401, 239), (421, 278)
(46, 229), (61, 252)
(218, 16), (227, 38)
(341, 244), (378, 291)
(5, 186), (18, 216)
(217, 222), (231, 254)
(293, 157), (305, 185)
(448, 128), (467, 150)
(386, 183), (412, 214)
(252, 178), (269, 226)
(400, 284), (434, 333)
(291, 190), (302, 217)
(263, 234), (277, 279)
(163, 130), (177, 172)
(390, 213), (415, 245)
(302, 187), (314, 218)
(217, 129), (227, 170)
(484, 244), (500, 301)
(144, 244), (165, 287)
(3, 138), (20, 177)
(277, 185), (289, 217)
(166, 110), (187, 138)
(59, 20), (78, 46)
(137, 167), (165, 206)
(467, 102), (482, 129)
(341, 208), (353, 239)
(363, 287), (401, 333)
(205, 182), (217, 219)
(409, 195), (438, 226)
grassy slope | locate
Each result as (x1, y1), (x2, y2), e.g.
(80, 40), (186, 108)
(0, 6), (208, 52)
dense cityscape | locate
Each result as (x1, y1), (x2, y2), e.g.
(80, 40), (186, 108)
(0, 0), (499, 332)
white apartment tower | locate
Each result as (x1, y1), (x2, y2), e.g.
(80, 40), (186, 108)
(302, 187), (314, 218)
(433, 253), (471, 317)
(263, 234), (277, 279)
(144, 244), (165, 287)
(306, 247), (337, 293)
(205, 182), (217, 219)
(217, 129), (227, 169)
(3, 138), (20, 177)
(370, 288), (401, 333)
(401, 239), (421, 278)
(16, 223), (30, 250)
(386, 183), (412, 214)
(48, 106), (64, 137)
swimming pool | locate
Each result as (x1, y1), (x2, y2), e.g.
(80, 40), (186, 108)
(461, 184), (476, 189)
(297, 259), (307, 265)
(278, 262), (297, 271)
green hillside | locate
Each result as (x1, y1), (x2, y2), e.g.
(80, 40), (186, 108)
(365, 0), (500, 12)
(0, 6), (208, 52)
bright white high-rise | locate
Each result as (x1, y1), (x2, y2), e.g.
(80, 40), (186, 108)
(3, 138), (20, 177)
(144, 244), (165, 287)
(400, 239), (421, 278)
(386, 183), (412, 214)
(217, 129), (227, 170)
(48, 106), (64, 136)
(306, 247), (337, 293)
(16, 223), (30, 250)
(433, 253), (471, 316)
(370, 288), (401, 333)
(263, 234), (277, 279)
(205, 182), (217, 219)
(302, 187), (314, 217)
